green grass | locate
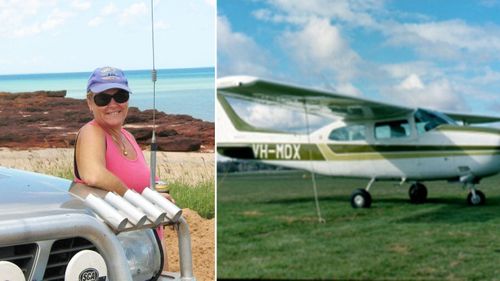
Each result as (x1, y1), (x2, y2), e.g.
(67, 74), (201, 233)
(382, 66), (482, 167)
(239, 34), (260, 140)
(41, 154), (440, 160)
(169, 180), (215, 219)
(218, 171), (500, 280)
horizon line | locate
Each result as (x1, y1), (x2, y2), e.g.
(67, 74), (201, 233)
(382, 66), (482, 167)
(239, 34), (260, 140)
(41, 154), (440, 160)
(0, 66), (215, 77)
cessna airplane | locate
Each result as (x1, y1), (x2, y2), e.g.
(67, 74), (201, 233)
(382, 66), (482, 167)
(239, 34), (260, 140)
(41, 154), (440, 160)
(217, 76), (500, 208)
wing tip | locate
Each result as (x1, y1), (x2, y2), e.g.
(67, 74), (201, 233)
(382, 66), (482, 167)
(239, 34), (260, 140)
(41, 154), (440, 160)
(217, 75), (259, 89)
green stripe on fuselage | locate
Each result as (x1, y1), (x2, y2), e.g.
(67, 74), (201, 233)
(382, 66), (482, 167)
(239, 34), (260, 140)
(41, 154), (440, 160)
(219, 143), (500, 161)
(328, 144), (500, 154)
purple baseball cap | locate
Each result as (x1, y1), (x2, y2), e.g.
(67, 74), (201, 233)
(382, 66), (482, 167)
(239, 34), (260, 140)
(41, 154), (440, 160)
(86, 66), (132, 94)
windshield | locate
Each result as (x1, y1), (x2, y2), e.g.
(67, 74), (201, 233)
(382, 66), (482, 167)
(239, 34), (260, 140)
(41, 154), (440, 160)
(414, 109), (457, 133)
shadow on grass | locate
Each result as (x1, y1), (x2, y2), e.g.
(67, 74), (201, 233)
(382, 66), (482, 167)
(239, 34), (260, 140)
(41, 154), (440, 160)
(374, 196), (462, 205)
(263, 194), (500, 224)
(265, 194), (482, 206)
(264, 195), (343, 205)
(394, 196), (500, 224)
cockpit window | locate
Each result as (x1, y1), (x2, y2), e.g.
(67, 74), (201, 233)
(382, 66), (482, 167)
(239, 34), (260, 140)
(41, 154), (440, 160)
(329, 124), (366, 141)
(414, 109), (457, 133)
(375, 120), (410, 139)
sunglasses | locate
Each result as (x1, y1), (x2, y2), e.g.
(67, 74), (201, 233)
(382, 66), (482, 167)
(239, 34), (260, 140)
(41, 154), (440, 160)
(93, 90), (130, 107)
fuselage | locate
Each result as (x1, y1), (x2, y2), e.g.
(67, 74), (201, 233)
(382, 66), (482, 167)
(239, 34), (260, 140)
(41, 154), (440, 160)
(218, 104), (500, 182)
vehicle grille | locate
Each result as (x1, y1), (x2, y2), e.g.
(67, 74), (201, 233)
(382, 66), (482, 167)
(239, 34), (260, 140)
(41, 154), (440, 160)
(42, 237), (97, 281)
(0, 243), (37, 279)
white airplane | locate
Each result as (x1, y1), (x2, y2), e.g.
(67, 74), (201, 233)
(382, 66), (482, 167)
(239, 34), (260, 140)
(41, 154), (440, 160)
(217, 76), (500, 208)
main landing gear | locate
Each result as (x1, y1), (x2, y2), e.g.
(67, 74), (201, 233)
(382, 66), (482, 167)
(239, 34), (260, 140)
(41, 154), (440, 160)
(407, 181), (487, 206)
(409, 182), (427, 204)
(349, 179), (429, 208)
(350, 189), (371, 208)
(350, 178), (374, 208)
(350, 178), (486, 208)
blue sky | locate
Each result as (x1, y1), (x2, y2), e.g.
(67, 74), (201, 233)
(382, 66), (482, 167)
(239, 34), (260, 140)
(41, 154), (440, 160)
(0, 0), (215, 75)
(218, 0), (500, 119)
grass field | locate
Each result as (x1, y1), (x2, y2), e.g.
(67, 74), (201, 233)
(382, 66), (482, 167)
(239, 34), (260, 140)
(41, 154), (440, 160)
(217, 171), (500, 280)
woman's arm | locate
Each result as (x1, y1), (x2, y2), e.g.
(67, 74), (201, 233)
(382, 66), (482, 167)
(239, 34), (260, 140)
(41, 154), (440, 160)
(76, 124), (128, 196)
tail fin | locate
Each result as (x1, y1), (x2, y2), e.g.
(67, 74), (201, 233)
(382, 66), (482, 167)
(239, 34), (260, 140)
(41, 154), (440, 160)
(216, 93), (285, 142)
(216, 93), (241, 142)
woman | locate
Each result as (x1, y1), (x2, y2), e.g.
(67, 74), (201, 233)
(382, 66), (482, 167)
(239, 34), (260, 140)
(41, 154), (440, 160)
(74, 66), (172, 269)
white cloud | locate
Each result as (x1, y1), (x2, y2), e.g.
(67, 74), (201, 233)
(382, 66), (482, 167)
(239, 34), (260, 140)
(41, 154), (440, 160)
(72, 0), (91, 11)
(102, 3), (117, 16)
(263, 1), (500, 65)
(398, 74), (424, 91)
(5, 7), (72, 38)
(253, 9), (273, 21)
(119, 2), (148, 25)
(0, 0), (63, 38)
(40, 9), (72, 30)
(336, 82), (362, 97)
(204, 0), (215, 8)
(221, 0), (500, 115)
(280, 18), (361, 81)
(0, 0), (41, 15)
(471, 68), (500, 85)
(88, 3), (117, 27)
(262, 0), (381, 28)
(384, 20), (500, 62)
(217, 16), (272, 77)
(154, 20), (170, 30)
(88, 16), (103, 27)
(386, 75), (466, 111)
(380, 61), (443, 80)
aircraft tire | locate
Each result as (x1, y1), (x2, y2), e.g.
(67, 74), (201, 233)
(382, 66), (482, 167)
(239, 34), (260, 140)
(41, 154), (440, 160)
(467, 190), (485, 206)
(350, 189), (372, 208)
(409, 183), (427, 204)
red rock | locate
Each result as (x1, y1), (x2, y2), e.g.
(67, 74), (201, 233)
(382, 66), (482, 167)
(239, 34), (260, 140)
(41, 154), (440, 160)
(156, 137), (201, 152)
(0, 91), (214, 152)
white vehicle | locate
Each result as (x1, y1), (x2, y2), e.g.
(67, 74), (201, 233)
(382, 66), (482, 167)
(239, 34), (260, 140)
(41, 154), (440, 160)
(0, 167), (195, 281)
(217, 76), (500, 208)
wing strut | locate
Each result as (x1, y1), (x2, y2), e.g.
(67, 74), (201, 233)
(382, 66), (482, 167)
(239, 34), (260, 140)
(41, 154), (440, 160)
(303, 100), (326, 224)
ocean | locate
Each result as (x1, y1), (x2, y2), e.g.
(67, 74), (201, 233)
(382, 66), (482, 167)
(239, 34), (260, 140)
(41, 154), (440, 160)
(0, 67), (215, 122)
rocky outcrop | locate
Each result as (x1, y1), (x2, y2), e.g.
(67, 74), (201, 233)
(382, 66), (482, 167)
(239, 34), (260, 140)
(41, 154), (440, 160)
(0, 91), (214, 152)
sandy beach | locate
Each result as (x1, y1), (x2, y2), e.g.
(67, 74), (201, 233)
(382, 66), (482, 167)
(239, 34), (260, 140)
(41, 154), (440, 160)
(0, 147), (215, 281)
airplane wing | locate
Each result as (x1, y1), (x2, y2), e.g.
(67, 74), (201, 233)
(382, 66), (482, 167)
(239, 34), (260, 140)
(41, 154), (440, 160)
(217, 76), (413, 121)
(444, 111), (500, 125)
(218, 76), (500, 123)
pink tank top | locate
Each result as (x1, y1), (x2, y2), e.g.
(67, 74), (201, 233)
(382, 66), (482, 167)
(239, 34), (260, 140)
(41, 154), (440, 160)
(74, 122), (164, 238)
(105, 130), (151, 193)
(74, 121), (151, 193)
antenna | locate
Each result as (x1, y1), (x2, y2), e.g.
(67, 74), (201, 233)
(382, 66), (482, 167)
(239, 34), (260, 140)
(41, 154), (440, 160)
(149, 0), (158, 190)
